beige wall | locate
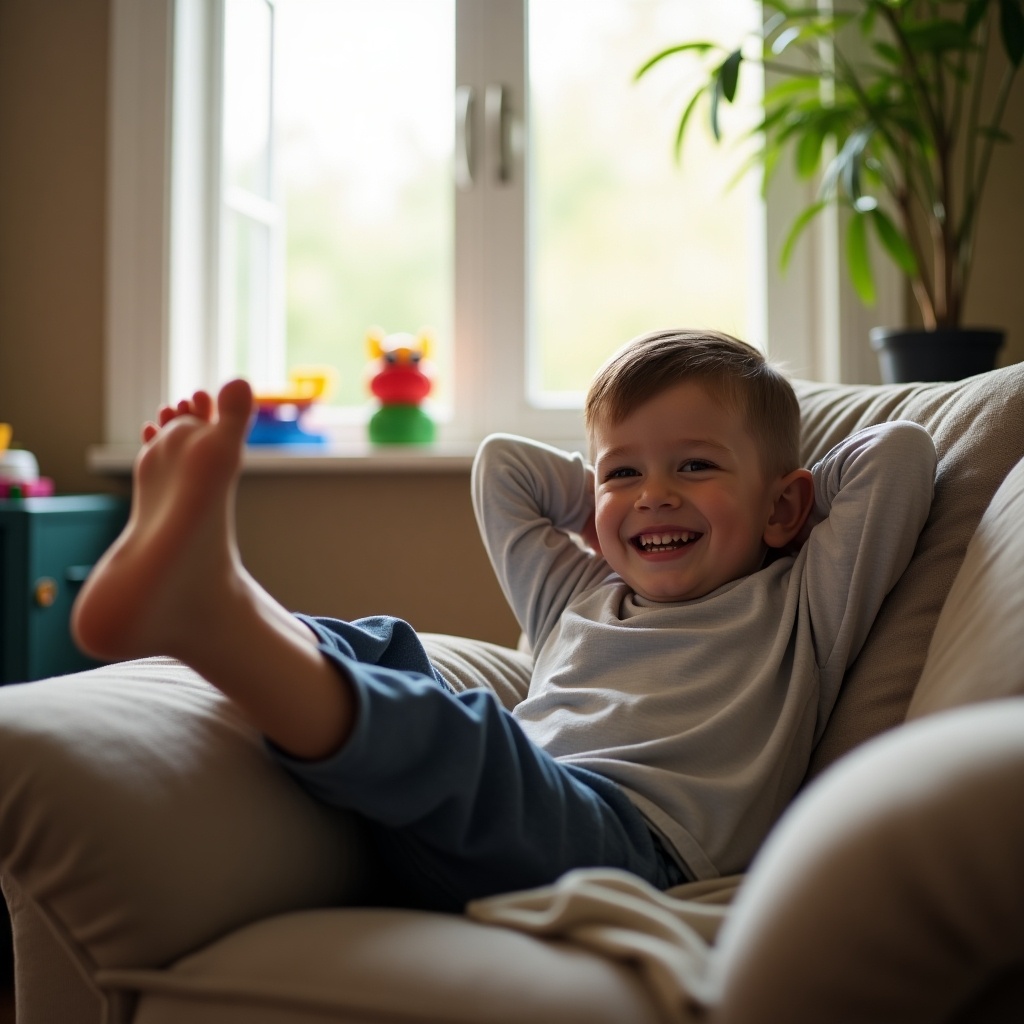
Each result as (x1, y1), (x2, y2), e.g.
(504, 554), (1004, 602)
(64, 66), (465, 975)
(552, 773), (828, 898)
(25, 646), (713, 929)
(0, 0), (109, 496)
(1, 0), (1022, 647)
(232, 471), (519, 644)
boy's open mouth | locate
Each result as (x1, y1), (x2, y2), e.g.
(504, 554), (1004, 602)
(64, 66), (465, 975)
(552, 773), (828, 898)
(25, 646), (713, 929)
(632, 531), (700, 553)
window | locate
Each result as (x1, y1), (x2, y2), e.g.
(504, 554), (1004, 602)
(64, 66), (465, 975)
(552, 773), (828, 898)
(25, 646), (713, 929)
(269, 0), (456, 412)
(104, 0), (900, 453)
(528, 1), (763, 405)
(220, 0), (280, 389)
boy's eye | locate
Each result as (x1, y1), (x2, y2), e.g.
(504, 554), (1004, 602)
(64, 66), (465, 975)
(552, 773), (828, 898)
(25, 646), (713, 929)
(679, 459), (715, 473)
(605, 466), (639, 480)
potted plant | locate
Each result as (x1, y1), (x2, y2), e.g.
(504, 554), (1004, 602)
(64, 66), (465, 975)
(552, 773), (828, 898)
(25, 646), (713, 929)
(638, 0), (1024, 382)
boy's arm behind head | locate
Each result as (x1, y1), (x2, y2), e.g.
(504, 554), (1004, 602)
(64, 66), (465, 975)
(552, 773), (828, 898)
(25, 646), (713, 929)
(799, 421), (936, 738)
(472, 434), (610, 653)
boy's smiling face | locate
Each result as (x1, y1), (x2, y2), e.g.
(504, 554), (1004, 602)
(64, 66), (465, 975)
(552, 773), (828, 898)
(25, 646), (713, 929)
(591, 380), (784, 603)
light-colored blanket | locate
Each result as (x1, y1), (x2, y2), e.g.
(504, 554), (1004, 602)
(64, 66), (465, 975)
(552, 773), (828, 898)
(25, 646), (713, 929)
(468, 869), (741, 1021)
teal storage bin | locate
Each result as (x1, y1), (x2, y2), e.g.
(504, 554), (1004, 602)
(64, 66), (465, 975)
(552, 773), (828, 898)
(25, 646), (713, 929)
(0, 495), (129, 684)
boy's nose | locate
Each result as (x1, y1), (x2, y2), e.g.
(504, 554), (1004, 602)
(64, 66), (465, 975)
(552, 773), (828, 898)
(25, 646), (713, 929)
(636, 478), (680, 510)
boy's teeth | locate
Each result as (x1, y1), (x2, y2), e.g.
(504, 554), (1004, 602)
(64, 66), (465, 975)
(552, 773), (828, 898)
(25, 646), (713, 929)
(639, 532), (695, 551)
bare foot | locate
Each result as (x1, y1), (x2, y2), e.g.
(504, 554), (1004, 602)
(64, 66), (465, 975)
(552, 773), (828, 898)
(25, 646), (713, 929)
(72, 380), (256, 663)
(72, 379), (356, 759)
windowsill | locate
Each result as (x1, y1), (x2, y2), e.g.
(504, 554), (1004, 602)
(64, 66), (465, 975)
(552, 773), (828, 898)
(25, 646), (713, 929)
(86, 441), (485, 475)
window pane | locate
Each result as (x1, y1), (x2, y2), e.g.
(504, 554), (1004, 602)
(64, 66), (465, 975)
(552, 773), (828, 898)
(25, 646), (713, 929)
(275, 0), (455, 409)
(221, 212), (273, 382)
(529, 0), (763, 404)
(223, 0), (274, 198)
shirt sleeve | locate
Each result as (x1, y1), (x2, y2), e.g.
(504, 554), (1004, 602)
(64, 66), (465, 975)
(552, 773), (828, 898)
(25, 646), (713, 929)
(472, 434), (612, 653)
(800, 420), (937, 739)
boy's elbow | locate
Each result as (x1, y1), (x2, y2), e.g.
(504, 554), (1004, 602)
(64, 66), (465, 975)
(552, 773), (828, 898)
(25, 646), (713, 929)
(890, 421), (937, 499)
(474, 432), (514, 468)
(883, 421), (937, 467)
(472, 434), (533, 495)
(905, 421), (937, 472)
(476, 433), (525, 460)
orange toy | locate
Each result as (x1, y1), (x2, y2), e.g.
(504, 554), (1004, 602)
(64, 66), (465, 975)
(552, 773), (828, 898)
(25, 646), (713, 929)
(249, 367), (335, 446)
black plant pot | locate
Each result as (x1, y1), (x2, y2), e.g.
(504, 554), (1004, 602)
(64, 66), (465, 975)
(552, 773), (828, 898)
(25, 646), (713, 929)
(869, 327), (1005, 384)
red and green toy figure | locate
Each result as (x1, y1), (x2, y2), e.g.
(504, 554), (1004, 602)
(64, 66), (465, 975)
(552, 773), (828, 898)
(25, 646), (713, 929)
(367, 327), (437, 444)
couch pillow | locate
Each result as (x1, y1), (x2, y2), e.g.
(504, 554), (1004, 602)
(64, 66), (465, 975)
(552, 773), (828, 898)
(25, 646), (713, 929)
(0, 658), (370, 972)
(711, 699), (1024, 1024)
(421, 633), (532, 711)
(906, 452), (1024, 719)
(101, 906), (673, 1024)
(794, 361), (1024, 779)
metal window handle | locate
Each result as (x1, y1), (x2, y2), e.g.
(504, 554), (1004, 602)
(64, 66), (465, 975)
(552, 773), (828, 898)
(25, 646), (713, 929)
(455, 85), (475, 191)
(485, 83), (511, 185)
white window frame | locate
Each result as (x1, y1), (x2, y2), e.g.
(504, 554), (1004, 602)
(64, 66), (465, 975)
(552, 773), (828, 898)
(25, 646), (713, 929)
(102, 0), (900, 453)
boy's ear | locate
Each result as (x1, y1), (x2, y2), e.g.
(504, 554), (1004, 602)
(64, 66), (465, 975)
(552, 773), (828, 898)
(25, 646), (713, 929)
(763, 468), (815, 549)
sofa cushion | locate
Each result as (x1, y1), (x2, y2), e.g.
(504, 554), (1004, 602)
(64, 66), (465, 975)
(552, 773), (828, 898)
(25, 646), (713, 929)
(710, 699), (1024, 1024)
(0, 658), (369, 973)
(793, 362), (1024, 777)
(101, 907), (678, 1024)
(907, 452), (1024, 718)
(421, 632), (532, 710)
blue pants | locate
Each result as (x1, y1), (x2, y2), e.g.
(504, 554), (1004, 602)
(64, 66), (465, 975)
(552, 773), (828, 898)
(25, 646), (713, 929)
(272, 615), (685, 911)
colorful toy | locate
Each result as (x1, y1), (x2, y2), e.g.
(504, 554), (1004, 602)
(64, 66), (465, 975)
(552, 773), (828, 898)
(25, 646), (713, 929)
(248, 367), (335, 446)
(367, 328), (436, 444)
(0, 426), (55, 497)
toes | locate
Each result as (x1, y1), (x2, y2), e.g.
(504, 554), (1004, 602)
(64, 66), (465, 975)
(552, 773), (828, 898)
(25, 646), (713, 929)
(192, 390), (214, 420)
(217, 379), (255, 432)
(148, 382), (252, 443)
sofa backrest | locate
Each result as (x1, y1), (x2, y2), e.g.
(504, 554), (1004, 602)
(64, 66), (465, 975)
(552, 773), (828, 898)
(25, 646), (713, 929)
(794, 361), (1024, 780)
(907, 449), (1024, 721)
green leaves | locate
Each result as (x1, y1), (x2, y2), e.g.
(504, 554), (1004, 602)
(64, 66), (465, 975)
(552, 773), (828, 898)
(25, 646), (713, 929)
(634, 42), (714, 81)
(635, 42), (746, 157)
(637, 0), (1023, 324)
(634, 41), (719, 163)
(844, 207), (920, 306)
(846, 213), (875, 304)
(779, 200), (916, 308)
(780, 200), (828, 271)
(965, 0), (990, 37)
(902, 18), (975, 53)
(871, 207), (918, 275)
(669, 90), (701, 161)
(710, 50), (744, 140)
(1000, 0), (1024, 66)
(718, 48), (743, 101)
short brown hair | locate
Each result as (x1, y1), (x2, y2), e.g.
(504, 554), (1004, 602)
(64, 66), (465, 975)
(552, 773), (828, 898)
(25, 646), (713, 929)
(585, 329), (801, 479)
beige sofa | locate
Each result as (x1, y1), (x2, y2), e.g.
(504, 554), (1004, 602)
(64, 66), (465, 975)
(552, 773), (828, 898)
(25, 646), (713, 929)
(2, 365), (1024, 1024)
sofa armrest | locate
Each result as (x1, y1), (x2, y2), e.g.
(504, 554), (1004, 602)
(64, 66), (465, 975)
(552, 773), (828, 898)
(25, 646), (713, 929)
(709, 700), (1024, 1023)
(0, 657), (369, 974)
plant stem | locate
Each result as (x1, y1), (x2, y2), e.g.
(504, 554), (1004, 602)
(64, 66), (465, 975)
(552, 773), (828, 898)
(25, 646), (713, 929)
(897, 181), (937, 329)
(960, 56), (1019, 310)
(876, 1), (955, 323)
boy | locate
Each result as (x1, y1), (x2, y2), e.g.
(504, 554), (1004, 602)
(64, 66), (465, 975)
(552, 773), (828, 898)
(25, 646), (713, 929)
(72, 329), (935, 911)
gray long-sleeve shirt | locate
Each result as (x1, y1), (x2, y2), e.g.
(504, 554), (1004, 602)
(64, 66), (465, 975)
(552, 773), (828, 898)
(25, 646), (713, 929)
(472, 422), (936, 879)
